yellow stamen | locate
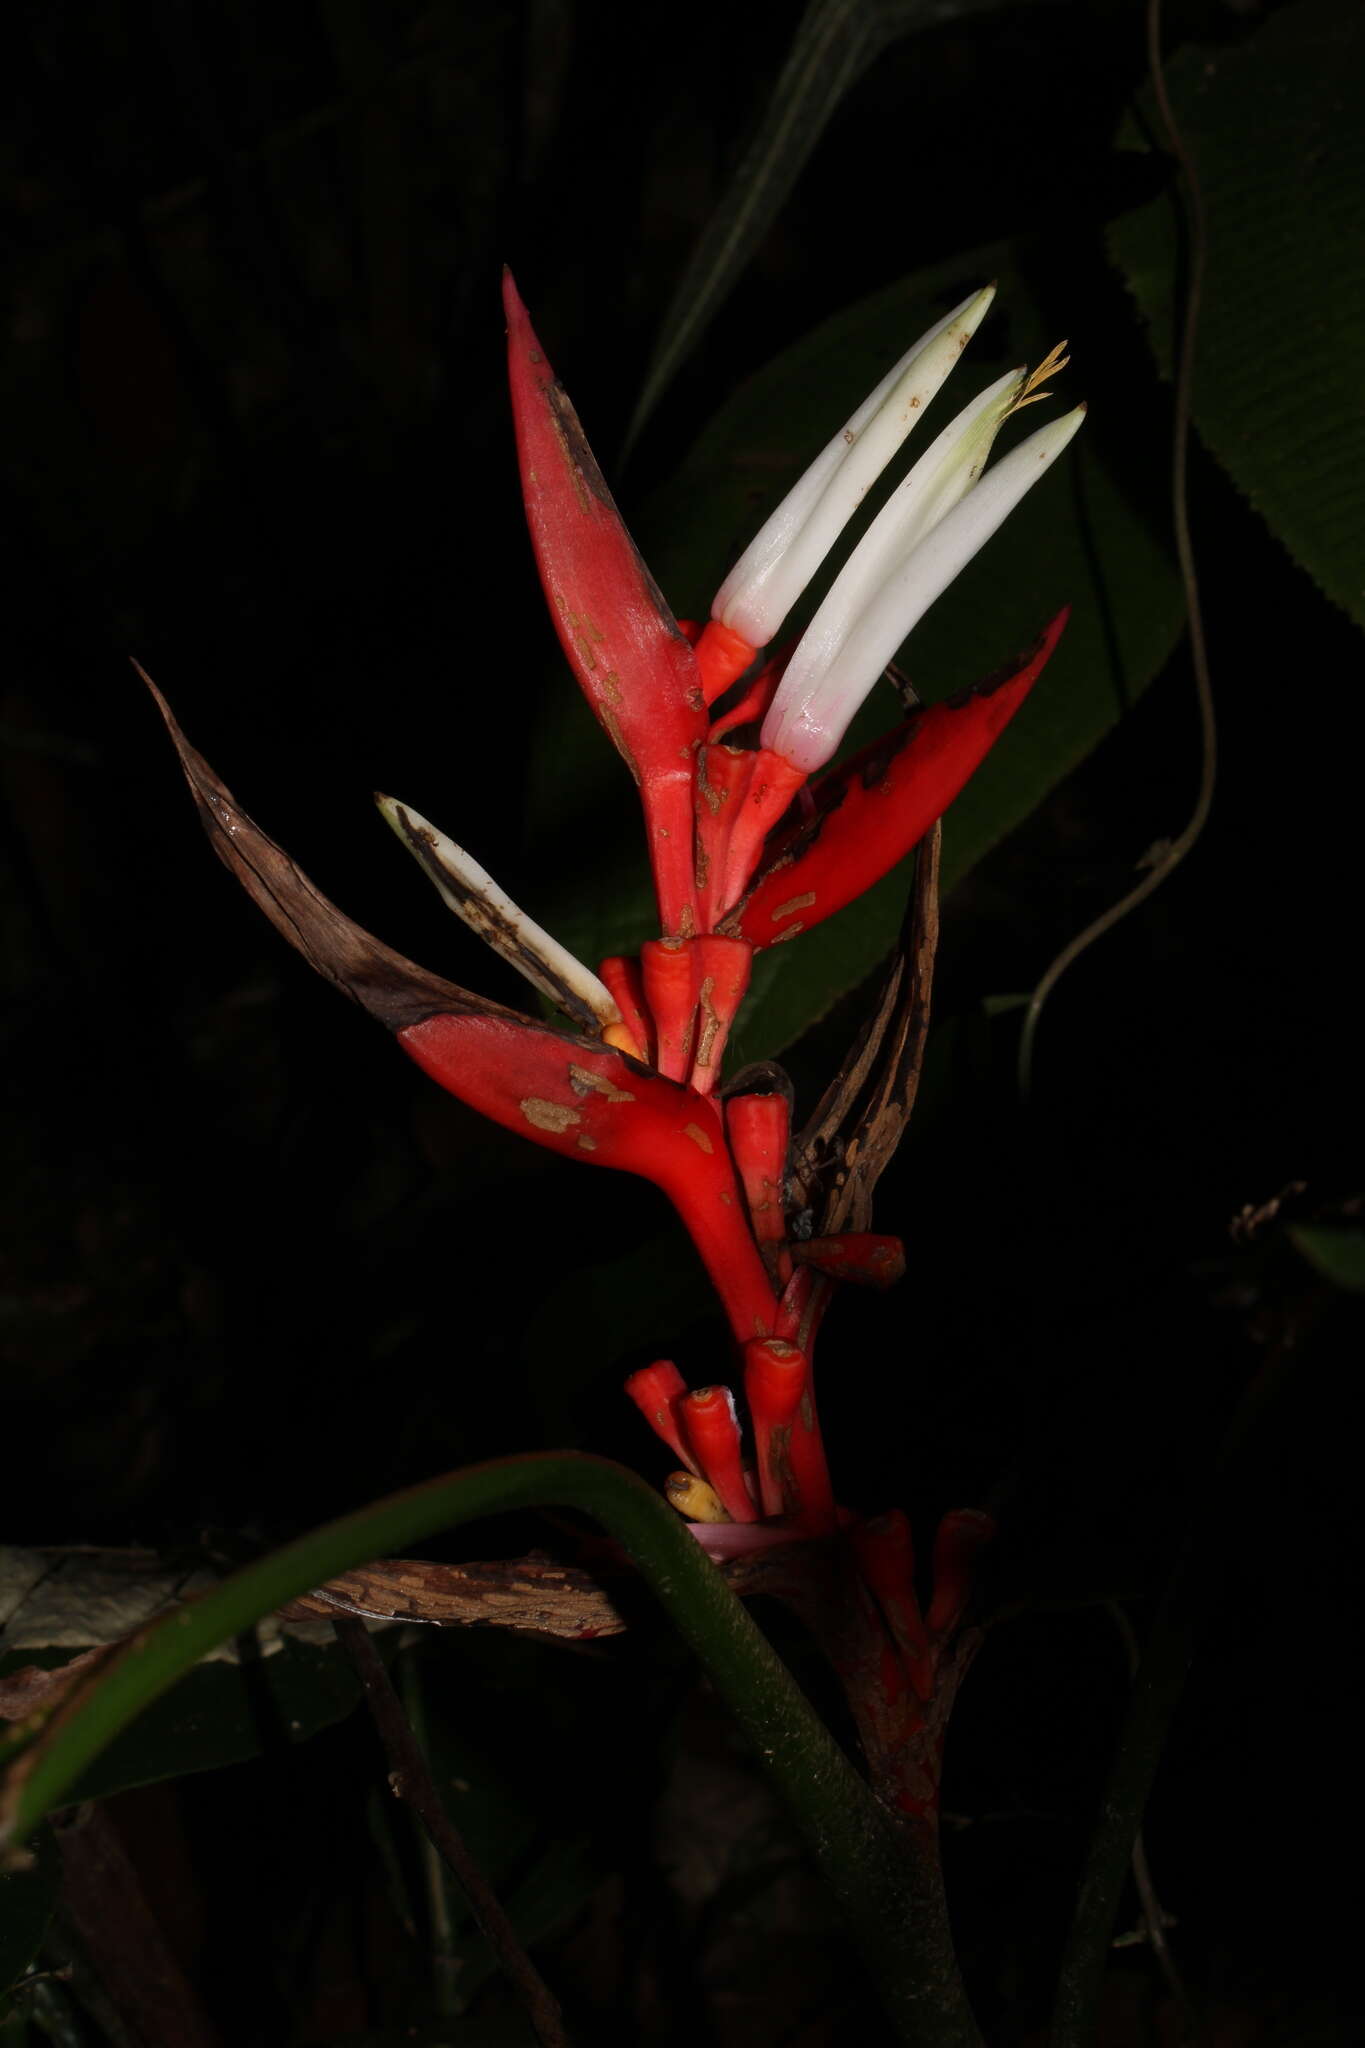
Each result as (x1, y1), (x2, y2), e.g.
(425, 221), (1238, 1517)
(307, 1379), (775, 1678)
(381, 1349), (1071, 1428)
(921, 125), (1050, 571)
(603, 1019), (645, 1060)
(1006, 339), (1070, 416)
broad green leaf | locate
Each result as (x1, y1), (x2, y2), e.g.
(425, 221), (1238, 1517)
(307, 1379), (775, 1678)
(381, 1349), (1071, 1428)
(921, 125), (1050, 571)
(1290, 1223), (1365, 1294)
(531, 240), (1184, 1057)
(1, 1547), (367, 1801)
(1109, 0), (1365, 629)
(0, 1636), (365, 1806)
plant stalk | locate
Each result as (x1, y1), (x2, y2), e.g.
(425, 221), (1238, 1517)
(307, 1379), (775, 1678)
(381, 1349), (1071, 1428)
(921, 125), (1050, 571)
(2, 1451), (980, 2047)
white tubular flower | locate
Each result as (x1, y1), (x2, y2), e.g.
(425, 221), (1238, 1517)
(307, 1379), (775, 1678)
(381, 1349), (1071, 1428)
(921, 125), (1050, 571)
(710, 285), (997, 648)
(376, 795), (623, 1036)
(772, 365), (1028, 708)
(761, 397), (1086, 775)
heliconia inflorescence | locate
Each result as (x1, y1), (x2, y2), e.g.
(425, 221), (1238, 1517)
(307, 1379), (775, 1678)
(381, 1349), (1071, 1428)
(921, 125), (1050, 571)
(154, 270), (1079, 1720)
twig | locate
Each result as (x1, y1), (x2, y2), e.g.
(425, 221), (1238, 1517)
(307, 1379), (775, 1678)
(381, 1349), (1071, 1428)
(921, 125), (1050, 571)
(794, 819), (942, 1231)
(1108, 1604), (1205, 2038)
(279, 1540), (811, 1637)
(50, 1803), (221, 2048)
(331, 1616), (570, 2048)
(398, 1654), (462, 2020)
(1048, 1331), (1297, 2046)
(1018, 0), (1215, 1099)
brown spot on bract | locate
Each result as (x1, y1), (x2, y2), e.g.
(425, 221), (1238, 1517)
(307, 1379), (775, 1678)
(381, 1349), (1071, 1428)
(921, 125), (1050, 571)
(684, 1122), (714, 1153)
(547, 400), (592, 512)
(693, 976), (720, 1071)
(567, 1063), (635, 1103)
(601, 669), (623, 705)
(576, 1135), (598, 1151)
(771, 924), (803, 943)
(520, 1097), (582, 1134)
(772, 892), (817, 921)
(600, 706), (639, 781)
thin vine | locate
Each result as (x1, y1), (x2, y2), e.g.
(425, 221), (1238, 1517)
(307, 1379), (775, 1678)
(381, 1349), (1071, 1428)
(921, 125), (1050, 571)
(1018, 0), (1216, 1099)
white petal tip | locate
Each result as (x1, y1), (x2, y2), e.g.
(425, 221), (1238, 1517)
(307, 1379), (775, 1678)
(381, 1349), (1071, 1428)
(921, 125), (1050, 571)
(381, 796), (621, 1032)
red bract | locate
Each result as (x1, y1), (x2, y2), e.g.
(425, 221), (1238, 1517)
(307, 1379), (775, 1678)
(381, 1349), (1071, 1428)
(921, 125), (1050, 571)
(398, 1012), (776, 1343)
(503, 272), (707, 942)
(143, 678), (777, 1349)
(723, 611), (1068, 948)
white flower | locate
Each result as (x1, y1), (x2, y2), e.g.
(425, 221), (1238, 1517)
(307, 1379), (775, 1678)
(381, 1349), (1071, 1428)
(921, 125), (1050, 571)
(711, 286), (997, 648)
(376, 795), (622, 1033)
(762, 351), (1084, 774)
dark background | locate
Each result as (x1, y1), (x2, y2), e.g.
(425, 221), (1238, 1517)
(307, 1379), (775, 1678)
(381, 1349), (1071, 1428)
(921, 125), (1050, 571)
(2, 1), (1360, 2041)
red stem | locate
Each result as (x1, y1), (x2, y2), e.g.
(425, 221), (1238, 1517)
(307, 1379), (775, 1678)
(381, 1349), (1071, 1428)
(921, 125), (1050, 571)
(640, 939), (697, 1081)
(925, 1508), (996, 1636)
(624, 1361), (695, 1470)
(851, 1511), (934, 1703)
(743, 1339), (808, 1516)
(680, 1387), (758, 1522)
(694, 619), (757, 704)
(726, 1092), (793, 1280)
(598, 955), (653, 1065)
(689, 936), (752, 1095)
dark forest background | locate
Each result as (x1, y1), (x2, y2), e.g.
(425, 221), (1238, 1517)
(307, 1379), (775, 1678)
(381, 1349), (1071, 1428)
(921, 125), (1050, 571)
(2, 1), (1361, 2042)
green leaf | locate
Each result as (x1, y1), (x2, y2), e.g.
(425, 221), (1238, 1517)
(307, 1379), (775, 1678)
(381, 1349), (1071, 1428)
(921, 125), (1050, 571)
(1, 1547), (368, 1803)
(0, 1828), (59, 2007)
(65, 1634), (365, 1803)
(626, 0), (876, 443)
(626, 0), (1056, 441)
(532, 239), (1184, 1056)
(0, 1636), (364, 1806)
(1109, 0), (1365, 630)
(1289, 1222), (1365, 1295)
(364, 1649), (600, 2015)
(446, 1832), (599, 2009)
(520, 1226), (711, 1435)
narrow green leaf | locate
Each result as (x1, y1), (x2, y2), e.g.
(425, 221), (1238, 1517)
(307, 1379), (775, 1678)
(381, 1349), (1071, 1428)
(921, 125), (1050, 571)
(627, 0), (1055, 440)
(626, 0), (876, 445)
(1109, 0), (1365, 629)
